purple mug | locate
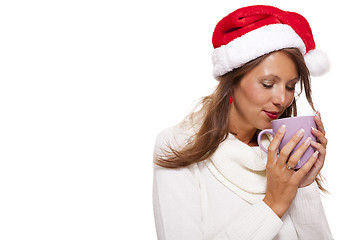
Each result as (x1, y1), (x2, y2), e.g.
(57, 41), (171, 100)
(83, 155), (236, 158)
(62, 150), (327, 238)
(257, 115), (317, 169)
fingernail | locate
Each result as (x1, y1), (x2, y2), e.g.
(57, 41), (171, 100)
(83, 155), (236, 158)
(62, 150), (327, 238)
(311, 127), (318, 132)
(315, 111), (321, 120)
(279, 124), (286, 133)
(313, 151), (319, 158)
(305, 137), (312, 145)
(296, 129), (305, 137)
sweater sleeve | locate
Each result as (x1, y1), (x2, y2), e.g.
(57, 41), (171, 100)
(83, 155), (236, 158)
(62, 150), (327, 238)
(153, 127), (203, 240)
(153, 165), (203, 240)
(213, 201), (283, 240)
(288, 182), (334, 239)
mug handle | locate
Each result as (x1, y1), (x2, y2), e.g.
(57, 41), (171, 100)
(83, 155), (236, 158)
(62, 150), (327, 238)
(257, 129), (274, 153)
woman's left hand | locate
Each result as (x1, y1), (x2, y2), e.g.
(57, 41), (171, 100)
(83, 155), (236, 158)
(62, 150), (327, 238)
(298, 111), (327, 188)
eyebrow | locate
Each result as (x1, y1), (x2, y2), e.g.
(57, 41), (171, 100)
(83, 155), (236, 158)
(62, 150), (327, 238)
(288, 77), (300, 83)
(262, 74), (300, 83)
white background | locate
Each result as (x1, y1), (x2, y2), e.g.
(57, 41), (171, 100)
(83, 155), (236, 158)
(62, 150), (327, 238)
(0, 0), (357, 239)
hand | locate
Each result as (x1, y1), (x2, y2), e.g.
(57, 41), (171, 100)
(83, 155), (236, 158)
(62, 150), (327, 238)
(263, 124), (320, 218)
(298, 111), (327, 188)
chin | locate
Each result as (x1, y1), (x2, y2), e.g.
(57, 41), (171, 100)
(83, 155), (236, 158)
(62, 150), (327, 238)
(257, 120), (272, 130)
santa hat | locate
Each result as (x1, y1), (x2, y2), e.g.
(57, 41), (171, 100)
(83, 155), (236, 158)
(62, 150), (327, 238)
(212, 5), (330, 78)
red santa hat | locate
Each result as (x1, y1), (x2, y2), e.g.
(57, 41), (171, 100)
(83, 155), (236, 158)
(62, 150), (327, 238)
(212, 5), (330, 78)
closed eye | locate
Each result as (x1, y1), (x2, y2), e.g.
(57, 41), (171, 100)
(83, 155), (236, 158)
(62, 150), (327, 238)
(262, 83), (273, 88)
(262, 83), (296, 91)
(286, 85), (296, 91)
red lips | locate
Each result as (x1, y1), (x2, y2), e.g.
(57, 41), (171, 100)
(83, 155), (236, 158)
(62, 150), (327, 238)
(264, 110), (280, 120)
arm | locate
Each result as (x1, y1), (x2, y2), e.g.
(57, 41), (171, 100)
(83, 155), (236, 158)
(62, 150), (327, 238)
(288, 182), (333, 239)
(153, 165), (203, 240)
(288, 112), (333, 238)
(153, 127), (203, 240)
(213, 200), (283, 240)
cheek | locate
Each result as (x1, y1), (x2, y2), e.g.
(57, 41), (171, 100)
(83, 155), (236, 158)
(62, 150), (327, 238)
(247, 87), (270, 105)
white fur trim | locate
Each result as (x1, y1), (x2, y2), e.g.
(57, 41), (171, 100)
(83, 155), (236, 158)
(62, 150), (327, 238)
(212, 24), (306, 78)
(304, 49), (330, 76)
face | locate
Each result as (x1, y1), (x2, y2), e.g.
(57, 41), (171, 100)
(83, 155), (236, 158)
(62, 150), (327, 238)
(229, 51), (299, 131)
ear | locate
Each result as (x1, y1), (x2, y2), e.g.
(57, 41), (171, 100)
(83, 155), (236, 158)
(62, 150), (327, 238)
(230, 79), (241, 96)
(230, 86), (235, 97)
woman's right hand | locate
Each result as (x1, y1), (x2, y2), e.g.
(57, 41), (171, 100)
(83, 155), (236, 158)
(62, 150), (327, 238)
(263, 125), (320, 218)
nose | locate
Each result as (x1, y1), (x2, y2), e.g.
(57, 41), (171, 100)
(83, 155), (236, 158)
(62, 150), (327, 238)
(271, 87), (287, 107)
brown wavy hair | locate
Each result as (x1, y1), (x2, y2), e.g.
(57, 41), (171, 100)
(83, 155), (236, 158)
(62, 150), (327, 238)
(154, 48), (327, 192)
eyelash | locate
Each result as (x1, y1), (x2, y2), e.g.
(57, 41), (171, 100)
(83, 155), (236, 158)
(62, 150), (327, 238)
(262, 83), (296, 91)
(262, 83), (272, 88)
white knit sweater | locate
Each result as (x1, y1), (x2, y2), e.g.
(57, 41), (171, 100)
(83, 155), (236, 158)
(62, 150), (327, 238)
(153, 125), (333, 240)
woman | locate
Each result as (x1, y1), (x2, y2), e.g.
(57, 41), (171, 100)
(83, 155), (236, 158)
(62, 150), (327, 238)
(153, 5), (333, 240)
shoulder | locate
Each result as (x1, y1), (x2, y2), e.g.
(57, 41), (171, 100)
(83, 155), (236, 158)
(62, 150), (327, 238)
(154, 123), (196, 156)
(154, 110), (204, 152)
(153, 158), (204, 192)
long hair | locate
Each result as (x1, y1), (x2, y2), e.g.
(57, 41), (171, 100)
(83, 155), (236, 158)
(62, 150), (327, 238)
(154, 48), (327, 192)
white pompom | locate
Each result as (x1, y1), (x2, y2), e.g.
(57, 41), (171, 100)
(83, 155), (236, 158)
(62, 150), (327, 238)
(304, 49), (330, 76)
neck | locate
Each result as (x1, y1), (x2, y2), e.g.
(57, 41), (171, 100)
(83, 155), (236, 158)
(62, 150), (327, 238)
(228, 105), (259, 146)
(228, 121), (258, 146)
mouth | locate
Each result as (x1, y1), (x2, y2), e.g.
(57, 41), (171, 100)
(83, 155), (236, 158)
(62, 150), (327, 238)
(263, 110), (280, 120)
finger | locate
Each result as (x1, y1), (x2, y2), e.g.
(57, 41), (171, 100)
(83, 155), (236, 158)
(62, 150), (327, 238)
(306, 154), (325, 180)
(286, 137), (312, 168)
(310, 141), (326, 157)
(277, 128), (305, 166)
(311, 127), (328, 148)
(314, 111), (326, 135)
(293, 150), (320, 183)
(267, 125), (286, 159)
(309, 140), (326, 174)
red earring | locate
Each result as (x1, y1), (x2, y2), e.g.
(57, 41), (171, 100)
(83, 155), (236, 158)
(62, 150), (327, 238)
(229, 96), (233, 104)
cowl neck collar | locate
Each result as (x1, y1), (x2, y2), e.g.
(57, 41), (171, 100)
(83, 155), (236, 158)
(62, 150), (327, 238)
(205, 133), (271, 204)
